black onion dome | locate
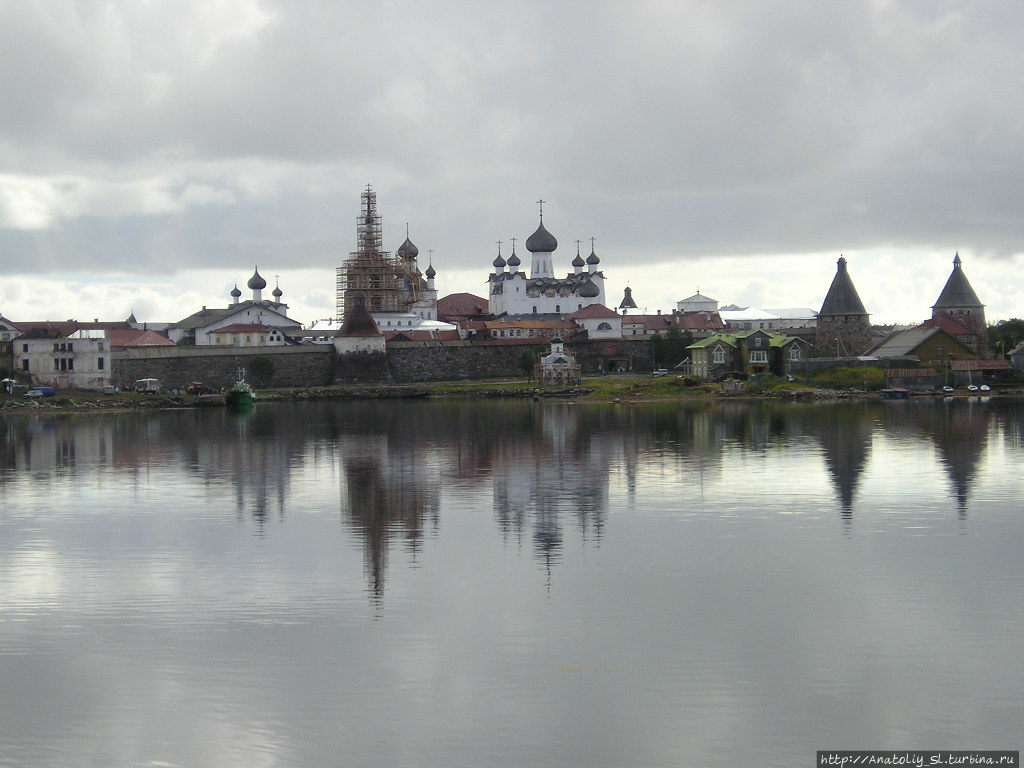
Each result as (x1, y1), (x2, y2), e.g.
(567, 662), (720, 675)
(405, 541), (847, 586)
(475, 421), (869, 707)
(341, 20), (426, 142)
(396, 236), (419, 259)
(507, 248), (521, 267)
(425, 263), (436, 278)
(247, 268), (267, 290)
(572, 253), (586, 267)
(586, 248), (600, 265)
(578, 278), (600, 298)
(526, 219), (557, 253)
(492, 252), (506, 268)
(550, 336), (563, 344)
(230, 285), (242, 298)
(272, 285), (283, 298)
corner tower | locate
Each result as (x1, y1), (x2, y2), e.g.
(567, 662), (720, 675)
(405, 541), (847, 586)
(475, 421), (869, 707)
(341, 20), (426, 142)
(932, 252), (988, 358)
(813, 256), (872, 357)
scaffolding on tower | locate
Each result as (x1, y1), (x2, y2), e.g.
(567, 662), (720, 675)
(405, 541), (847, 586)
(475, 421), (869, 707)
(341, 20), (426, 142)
(336, 185), (420, 319)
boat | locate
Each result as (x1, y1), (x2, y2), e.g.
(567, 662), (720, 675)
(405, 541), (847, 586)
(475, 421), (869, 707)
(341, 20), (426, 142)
(879, 387), (910, 400)
(224, 368), (256, 409)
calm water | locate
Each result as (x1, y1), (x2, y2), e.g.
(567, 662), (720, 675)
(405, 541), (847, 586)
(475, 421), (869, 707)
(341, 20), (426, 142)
(1, 399), (1021, 767)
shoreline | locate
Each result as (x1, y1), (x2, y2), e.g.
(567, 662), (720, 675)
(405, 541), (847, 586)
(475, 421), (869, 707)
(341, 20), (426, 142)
(4, 378), (1023, 414)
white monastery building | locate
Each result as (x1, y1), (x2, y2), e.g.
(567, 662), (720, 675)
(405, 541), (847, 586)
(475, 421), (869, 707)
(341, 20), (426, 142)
(166, 268), (304, 346)
(488, 203), (607, 316)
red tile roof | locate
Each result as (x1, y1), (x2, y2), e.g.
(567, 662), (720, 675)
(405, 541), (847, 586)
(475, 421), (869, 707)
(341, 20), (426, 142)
(567, 304), (620, 319)
(122, 330), (175, 347)
(950, 359), (1010, 371)
(438, 292), (489, 317)
(920, 316), (974, 337)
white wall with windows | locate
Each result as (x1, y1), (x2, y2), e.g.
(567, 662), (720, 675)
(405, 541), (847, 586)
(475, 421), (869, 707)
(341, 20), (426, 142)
(18, 336), (111, 390)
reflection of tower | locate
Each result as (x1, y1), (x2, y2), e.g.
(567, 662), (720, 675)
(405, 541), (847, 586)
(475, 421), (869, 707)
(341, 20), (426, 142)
(915, 401), (988, 518)
(812, 405), (874, 521)
(340, 440), (440, 602)
(490, 404), (611, 579)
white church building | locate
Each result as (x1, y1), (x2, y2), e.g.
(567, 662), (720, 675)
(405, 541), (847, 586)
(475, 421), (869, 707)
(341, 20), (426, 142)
(488, 204), (607, 316)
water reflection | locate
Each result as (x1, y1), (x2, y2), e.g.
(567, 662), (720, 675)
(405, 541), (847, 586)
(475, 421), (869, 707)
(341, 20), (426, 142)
(0, 398), (1010, 589)
(2, 399), (1023, 767)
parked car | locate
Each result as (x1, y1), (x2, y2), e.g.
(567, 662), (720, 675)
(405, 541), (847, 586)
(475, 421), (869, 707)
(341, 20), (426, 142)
(25, 387), (55, 398)
(102, 385), (119, 395)
(651, 369), (670, 377)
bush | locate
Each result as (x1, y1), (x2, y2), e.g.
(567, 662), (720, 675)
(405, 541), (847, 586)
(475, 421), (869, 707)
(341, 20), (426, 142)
(811, 366), (885, 391)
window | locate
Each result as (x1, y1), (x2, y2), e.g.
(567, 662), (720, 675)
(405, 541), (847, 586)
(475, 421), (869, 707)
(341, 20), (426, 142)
(532, 306), (537, 314)
(22, 344), (28, 353)
(597, 322), (612, 330)
(22, 359), (28, 371)
(555, 305), (560, 313)
(713, 348), (725, 365)
(68, 358), (74, 371)
(788, 345), (802, 360)
(98, 357), (104, 370)
(750, 351), (767, 364)
(755, 337), (763, 347)
(55, 359), (61, 371)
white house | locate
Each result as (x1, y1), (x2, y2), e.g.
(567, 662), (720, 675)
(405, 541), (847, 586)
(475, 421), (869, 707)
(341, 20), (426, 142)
(676, 292), (719, 313)
(16, 329), (111, 390)
(206, 323), (289, 347)
(567, 304), (622, 339)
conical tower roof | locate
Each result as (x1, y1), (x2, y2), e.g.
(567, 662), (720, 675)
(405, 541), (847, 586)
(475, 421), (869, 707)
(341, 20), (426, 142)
(933, 253), (983, 309)
(619, 286), (638, 309)
(819, 256), (867, 316)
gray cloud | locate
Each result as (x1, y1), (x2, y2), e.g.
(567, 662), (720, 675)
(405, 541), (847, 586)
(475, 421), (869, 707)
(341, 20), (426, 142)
(1, 0), (1022, 284)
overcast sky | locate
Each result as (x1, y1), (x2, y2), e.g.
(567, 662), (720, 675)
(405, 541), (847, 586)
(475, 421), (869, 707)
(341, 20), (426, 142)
(1, 0), (1022, 324)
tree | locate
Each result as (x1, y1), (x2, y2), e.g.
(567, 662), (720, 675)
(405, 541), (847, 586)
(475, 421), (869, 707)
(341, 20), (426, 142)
(245, 356), (275, 387)
(988, 318), (1024, 358)
(649, 326), (694, 368)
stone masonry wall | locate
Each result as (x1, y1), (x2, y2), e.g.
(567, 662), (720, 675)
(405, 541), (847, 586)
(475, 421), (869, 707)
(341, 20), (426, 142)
(386, 341), (546, 382)
(113, 346), (336, 389)
(113, 337), (660, 389)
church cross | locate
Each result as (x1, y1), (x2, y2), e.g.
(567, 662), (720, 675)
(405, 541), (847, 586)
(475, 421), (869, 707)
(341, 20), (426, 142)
(537, 198), (545, 219)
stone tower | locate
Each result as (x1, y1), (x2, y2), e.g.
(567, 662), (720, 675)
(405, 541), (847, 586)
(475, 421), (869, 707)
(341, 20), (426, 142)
(814, 256), (872, 357)
(931, 252), (988, 358)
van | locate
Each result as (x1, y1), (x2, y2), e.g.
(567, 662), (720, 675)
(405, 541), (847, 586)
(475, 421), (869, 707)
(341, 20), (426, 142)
(134, 378), (160, 393)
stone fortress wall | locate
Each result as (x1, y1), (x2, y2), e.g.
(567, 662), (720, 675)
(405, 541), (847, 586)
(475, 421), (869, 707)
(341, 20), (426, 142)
(112, 338), (657, 389)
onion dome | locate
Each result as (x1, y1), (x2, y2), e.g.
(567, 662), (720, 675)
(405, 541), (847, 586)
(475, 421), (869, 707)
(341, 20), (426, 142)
(551, 336), (563, 344)
(526, 219), (557, 253)
(572, 252), (585, 268)
(578, 278), (600, 298)
(230, 285), (242, 298)
(396, 236), (419, 259)
(492, 251), (506, 268)
(425, 263), (436, 279)
(507, 248), (521, 268)
(586, 247), (600, 265)
(272, 285), (283, 299)
(247, 267), (267, 290)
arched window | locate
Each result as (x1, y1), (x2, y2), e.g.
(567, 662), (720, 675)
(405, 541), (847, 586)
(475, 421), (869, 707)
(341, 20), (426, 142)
(597, 322), (612, 330)
(532, 306), (537, 314)
(789, 345), (802, 360)
(555, 304), (560, 313)
(713, 348), (725, 365)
